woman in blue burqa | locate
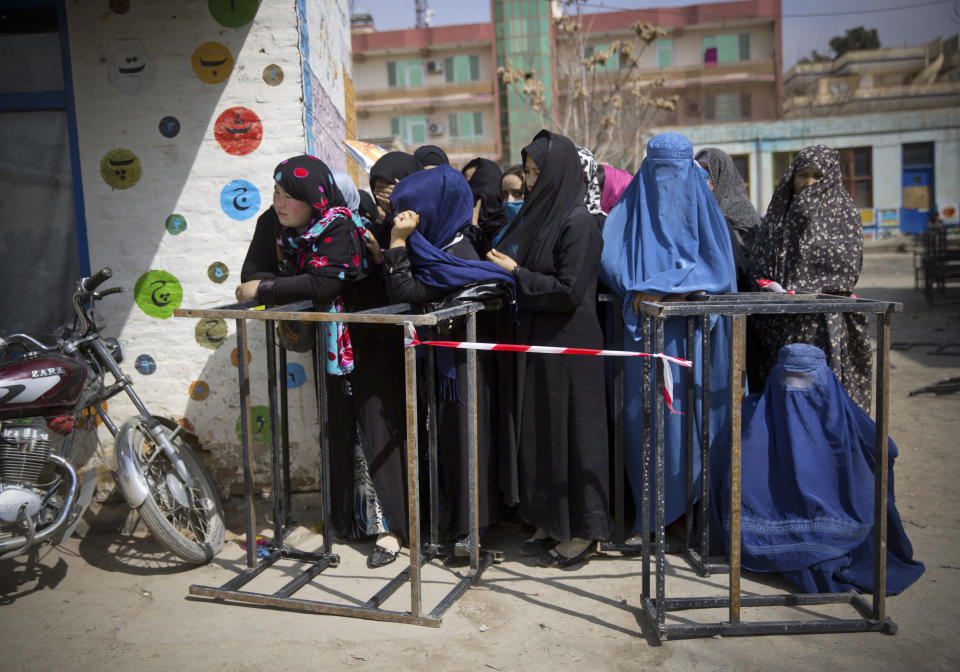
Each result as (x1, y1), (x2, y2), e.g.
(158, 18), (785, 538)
(599, 132), (737, 537)
(384, 164), (515, 553)
(711, 343), (924, 594)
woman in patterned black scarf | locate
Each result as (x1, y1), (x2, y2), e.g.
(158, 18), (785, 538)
(747, 145), (872, 411)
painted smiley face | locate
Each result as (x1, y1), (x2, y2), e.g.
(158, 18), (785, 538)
(100, 148), (141, 189)
(214, 106), (263, 156)
(220, 179), (261, 220)
(191, 42), (234, 84)
(107, 43), (157, 94)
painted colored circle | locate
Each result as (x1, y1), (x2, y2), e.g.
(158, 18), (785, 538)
(134, 270), (183, 319)
(230, 347), (252, 368)
(214, 106), (262, 156)
(195, 318), (227, 350)
(159, 116), (180, 138)
(207, 262), (229, 284)
(100, 148), (141, 189)
(110, 0), (130, 14)
(191, 42), (234, 84)
(165, 214), (187, 235)
(262, 64), (284, 86)
(134, 354), (156, 375)
(189, 381), (210, 401)
(236, 405), (273, 444)
(286, 362), (307, 389)
(108, 43), (157, 94)
(220, 180), (260, 220)
(208, 0), (259, 28)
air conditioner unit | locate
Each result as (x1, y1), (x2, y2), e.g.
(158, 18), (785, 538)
(426, 60), (444, 74)
(427, 121), (444, 135)
(686, 101), (701, 115)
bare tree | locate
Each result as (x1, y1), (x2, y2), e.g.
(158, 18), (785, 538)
(498, 0), (676, 171)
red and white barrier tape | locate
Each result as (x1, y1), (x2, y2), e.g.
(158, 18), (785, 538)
(403, 321), (689, 413)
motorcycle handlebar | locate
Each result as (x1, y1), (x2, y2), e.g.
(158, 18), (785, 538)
(81, 268), (113, 293)
(99, 287), (123, 297)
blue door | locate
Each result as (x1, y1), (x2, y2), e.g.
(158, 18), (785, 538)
(901, 143), (935, 234)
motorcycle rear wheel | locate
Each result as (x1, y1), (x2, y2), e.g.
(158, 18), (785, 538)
(119, 419), (225, 563)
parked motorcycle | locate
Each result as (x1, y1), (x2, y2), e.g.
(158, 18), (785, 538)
(0, 268), (225, 563)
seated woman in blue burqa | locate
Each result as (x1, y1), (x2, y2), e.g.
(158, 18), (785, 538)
(712, 343), (924, 594)
(599, 132), (737, 537)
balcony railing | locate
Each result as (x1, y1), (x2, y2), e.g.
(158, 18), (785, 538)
(357, 80), (494, 103)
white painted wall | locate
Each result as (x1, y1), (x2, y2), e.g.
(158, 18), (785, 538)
(66, 0), (350, 493)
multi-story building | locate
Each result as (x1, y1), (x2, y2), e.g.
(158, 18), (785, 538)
(783, 34), (960, 118)
(351, 16), (500, 165)
(351, 0), (782, 166)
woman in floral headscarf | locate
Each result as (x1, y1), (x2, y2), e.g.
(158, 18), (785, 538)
(748, 145), (871, 411)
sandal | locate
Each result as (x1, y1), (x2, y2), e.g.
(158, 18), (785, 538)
(537, 540), (598, 568)
(367, 545), (399, 568)
(518, 536), (557, 556)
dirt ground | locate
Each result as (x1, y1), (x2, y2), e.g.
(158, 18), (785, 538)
(2, 250), (959, 672)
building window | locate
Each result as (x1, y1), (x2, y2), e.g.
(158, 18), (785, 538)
(704, 93), (751, 121)
(772, 151), (799, 184)
(584, 43), (618, 72)
(902, 142), (934, 166)
(703, 34), (750, 66)
(448, 111), (484, 141)
(444, 55), (480, 83)
(389, 115), (427, 145)
(839, 147), (873, 207)
(730, 154), (750, 194)
(387, 60), (424, 88)
(656, 39), (673, 68)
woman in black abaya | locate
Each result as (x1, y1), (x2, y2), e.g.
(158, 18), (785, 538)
(486, 130), (610, 568)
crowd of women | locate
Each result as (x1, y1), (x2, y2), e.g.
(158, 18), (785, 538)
(235, 130), (923, 595)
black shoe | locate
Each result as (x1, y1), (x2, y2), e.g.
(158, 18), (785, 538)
(367, 545), (399, 568)
(537, 540), (598, 569)
(518, 536), (556, 556)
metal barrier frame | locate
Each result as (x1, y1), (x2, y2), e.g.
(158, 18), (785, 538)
(174, 299), (497, 627)
(620, 293), (902, 640)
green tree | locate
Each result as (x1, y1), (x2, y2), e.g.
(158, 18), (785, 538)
(799, 26), (881, 63)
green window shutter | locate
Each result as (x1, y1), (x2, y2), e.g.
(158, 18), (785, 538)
(409, 116), (426, 145)
(739, 34), (750, 60)
(448, 113), (458, 137)
(390, 117), (400, 137)
(407, 61), (423, 87)
(444, 57), (453, 83)
(387, 61), (397, 87)
(584, 45), (595, 58)
(469, 55), (479, 80)
(459, 112), (472, 138)
(717, 35), (738, 63)
(454, 55), (469, 83)
(473, 112), (483, 137)
(656, 40), (673, 68)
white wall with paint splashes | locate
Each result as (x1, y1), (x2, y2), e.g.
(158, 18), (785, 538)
(65, 0), (352, 495)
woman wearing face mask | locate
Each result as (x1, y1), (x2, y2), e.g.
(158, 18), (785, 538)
(747, 145), (871, 411)
(500, 163), (524, 224)
(486, 129), (610, 569)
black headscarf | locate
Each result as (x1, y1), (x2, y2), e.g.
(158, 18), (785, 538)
(369, 151), (421, 189)
(696, 147), (761, 287)
(497, 130), (586, 268)
(357, 189), (378, 222)
(271, 155), (367, 281)
(413, 144), (449, 167)
(462, 157), (509, 245)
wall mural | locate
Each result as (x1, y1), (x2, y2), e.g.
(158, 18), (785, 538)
(263, 64), (284, 86)
(192, 42), (234, 84)
(100, 148), (141, 189)
(214, 106), (263, 155)
(158, 115), (180, 138)
(107, 43), (157, 94)
(133, 270), (183, 319)
(219, 179), (260, 220)
(286, 362), (307, 389)
(165, 214), (187, 235)
(208, 0), (259, 28)
(134, 354), (157, 375)
(207, 261), (229, 284)
(195, 317), (228, 350)
(189, 381), (210, 402)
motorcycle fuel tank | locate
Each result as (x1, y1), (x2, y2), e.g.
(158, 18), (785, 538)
(0, 353), (88, 420)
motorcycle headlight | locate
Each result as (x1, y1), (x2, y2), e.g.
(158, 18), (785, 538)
(104, 337), (123, 363)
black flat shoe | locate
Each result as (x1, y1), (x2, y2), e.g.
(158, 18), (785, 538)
(367, 545), (399, 568)
(518, 536), (556, 556)
(537, 540), (598, 569)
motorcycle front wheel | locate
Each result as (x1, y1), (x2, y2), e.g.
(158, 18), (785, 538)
(118, 419), (225, 563)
